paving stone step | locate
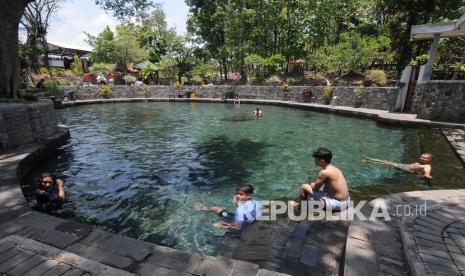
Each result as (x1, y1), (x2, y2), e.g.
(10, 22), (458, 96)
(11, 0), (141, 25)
(0, 235), (133, 276)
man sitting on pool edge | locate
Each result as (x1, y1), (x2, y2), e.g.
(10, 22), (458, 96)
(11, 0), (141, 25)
(290, 147), (350, 211)
(195, 184), (261, 230)
(362, 153), (433, 179)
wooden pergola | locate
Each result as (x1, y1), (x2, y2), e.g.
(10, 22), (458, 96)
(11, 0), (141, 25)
(410, 13), (465, 82)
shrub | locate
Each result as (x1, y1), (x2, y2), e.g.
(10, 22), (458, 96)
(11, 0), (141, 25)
(265, 75), (282, 85)
(89, 63), (116, 74)
(354, 87), (366, 97)
(323, 85), (334, 104)
(365, 70), (387, 86)
(100, 84), (111, 98)
(39, 67), (49, 75)
(123, 75), (136, 85)
(409, 54), (429, 66)
(44, 79), (59, 96)
(70, 55), (83, 75)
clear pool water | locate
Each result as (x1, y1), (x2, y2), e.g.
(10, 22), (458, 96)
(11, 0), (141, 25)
(27, 102), (465, 255)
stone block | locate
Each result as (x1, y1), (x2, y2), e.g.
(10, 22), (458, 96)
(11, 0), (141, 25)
(420, 252), (455, 267)
(284, 238), (304, 258)
(299, 244), (319, 267)
(418, 245), (451, 259)
(22, 259), (60, 276)
(136, 263), (188, 276)
(14, 211), (66, 231)
(231, 259), (259, 276)
(41, 263), (72, 276)
(0, 247), (22, 264)
(66, 243), (133, 269)
(0, 221), (26, 239)
(55, 221), (93, 238)
(344, 246), (377, 275)
(60, 268), (84, 276)
(414, 230), (444, 244)
(205, 256), (235, 276)
(193, 256), (216, 276)
(256, 269), (290, 276)
(32, 229), (80, 249)
(450, 252), (465, 270)
(0, 250), (34, 273)
(80, 229), (151, 261)
(7, 255), (46, 276)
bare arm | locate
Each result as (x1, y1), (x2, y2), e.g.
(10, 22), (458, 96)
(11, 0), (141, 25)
(56, 179), (65, 199)
(311, 170), (328, 191)
(423, 165), (432, 179)
(212, 222), (241, 230)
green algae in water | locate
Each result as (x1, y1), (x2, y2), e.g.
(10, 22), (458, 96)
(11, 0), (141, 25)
(27, 102), (465, 255)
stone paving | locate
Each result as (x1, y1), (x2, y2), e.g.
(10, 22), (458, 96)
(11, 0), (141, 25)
(402, 202), (465, 275)
(442, 128), (465, 165)
(344, 189), (465, 276)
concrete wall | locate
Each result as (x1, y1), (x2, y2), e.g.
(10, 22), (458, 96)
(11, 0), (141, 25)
(58, 85), (398, 111)
(0, 100), (59, 150)
(413, 81), (465, 123)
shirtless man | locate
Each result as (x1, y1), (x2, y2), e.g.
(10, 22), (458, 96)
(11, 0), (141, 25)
(362, 153), (433, 179)
(291, 147), (350, 211)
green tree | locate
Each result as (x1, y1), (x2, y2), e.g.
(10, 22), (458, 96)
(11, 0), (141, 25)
(70, 55), (83, 75)
(0, 0), (152, 98)
(85, 26), (116, 63)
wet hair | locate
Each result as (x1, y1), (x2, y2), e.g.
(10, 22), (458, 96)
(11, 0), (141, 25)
(236, 184), (254, 195)
(38, 173), (56, 184)
(312, 147), (332, 163)
(422, 152), (433, 159)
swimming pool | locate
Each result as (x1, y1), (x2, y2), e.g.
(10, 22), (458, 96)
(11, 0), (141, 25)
(26, 102), (465, 255)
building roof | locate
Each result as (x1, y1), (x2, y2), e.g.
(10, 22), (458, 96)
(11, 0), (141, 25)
(47, 41), (92, 55)
(411, 13), (465, 40)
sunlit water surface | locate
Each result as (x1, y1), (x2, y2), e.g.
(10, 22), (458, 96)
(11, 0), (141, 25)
(25, 102), (465, 255)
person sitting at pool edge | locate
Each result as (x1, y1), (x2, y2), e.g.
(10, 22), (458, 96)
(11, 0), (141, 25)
(34, 173), (65, 209)
(362, 153), (433, 179)
(290, 147), (350, 211)
(195, 184), (261, 230)
(252, 108), (263, 117)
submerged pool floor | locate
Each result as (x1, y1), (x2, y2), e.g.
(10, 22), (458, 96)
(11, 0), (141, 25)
(24, 102), (465, 255)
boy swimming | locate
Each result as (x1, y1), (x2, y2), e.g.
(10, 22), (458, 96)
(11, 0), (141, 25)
(195, 184), (261, 230)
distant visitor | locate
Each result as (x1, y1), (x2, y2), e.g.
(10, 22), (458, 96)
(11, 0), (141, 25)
(291, 147), (350, 211)
(196, 184), (261, 230)
(252, 108), (264, 117)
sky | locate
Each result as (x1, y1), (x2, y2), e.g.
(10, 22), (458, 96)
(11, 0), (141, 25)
(47, 0), (189, 50)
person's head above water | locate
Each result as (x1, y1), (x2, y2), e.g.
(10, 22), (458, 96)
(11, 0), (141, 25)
(419, 153), (433, 164)
(39, 173), (55, 187)
(235, 184), (254, 202)
(312, 147), (332, 164)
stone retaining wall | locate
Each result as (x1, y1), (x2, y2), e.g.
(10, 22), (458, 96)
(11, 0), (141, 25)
(58, 85), (398, 111)
(0, 101), (59, 150)
(413, 81), (465, 123)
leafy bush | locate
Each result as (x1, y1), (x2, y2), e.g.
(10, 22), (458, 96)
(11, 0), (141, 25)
(354, 87), (366, 97)
(265, 75), (282, 85)
(70, 55), (84, 75)
(365, 70), (387, 86)
(409, 54), (429, 66)
(44, 79), (59, 96)
(100, 84), (111, 98)
(39, 67), (49, 75)
(123, 75), (136, 85)
(89, 63), (116, 73)
(323, 85), (334, 104)
(48, 68), (65, 77)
